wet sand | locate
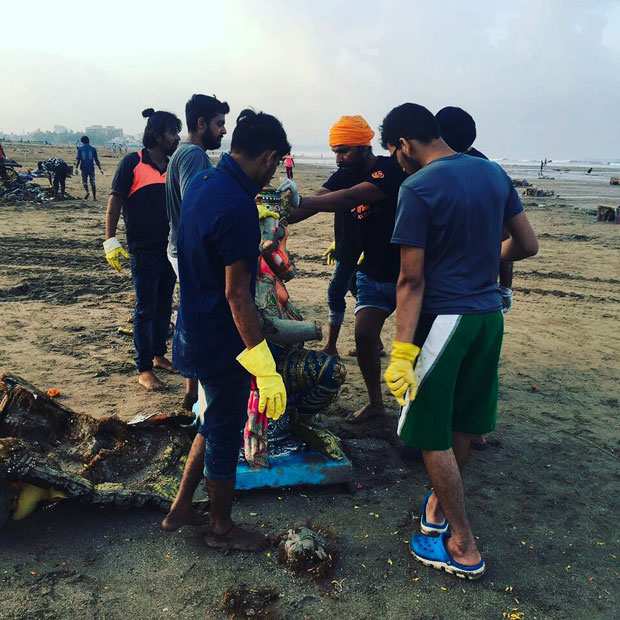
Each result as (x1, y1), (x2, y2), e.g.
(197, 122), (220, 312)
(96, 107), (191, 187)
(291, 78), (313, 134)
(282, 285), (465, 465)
(0, 143), (618, 619)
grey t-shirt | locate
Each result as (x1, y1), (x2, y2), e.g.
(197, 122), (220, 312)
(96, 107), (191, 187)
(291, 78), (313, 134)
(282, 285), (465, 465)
(165, 142), (212, 258)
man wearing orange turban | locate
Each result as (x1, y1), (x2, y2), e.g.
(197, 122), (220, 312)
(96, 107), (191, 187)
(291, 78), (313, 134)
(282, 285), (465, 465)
(280, 115), (408, 423)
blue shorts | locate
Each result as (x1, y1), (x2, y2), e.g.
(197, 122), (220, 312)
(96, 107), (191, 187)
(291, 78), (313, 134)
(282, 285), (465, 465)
(354, 271), (397, 316)
(198, 363), (251, 480)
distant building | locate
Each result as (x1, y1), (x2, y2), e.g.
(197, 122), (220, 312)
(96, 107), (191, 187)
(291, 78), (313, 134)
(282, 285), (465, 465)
(85, 125), (124, 144)
(54, 125), (69, 133)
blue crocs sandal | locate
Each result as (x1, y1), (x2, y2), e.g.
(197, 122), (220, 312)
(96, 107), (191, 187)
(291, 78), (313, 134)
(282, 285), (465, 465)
(420, 491), (449, 535)
(410, 532), (486, 580)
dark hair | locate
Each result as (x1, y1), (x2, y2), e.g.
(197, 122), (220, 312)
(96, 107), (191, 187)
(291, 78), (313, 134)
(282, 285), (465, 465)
(185, 94), (230, 132)
(230, 109), (290, 158)
(436, 106), (476, 152)
(80, 136), (89, 144)
(380, 103), (440, 150)
(141, 108), (182, 149)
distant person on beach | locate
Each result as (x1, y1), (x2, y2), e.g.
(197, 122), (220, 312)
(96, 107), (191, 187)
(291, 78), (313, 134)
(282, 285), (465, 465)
(284, 153), (294, 178)
(38, 156), (69, 200)
(282, 115), (408, 424)
(381, 102), (538, 580)
(436, 106), (515, 451)
(75, 136), (103, 200)
(540, 160), (544, 175)
(165, 93), (229, 412)
(0, 142), (7, 180)
(104, 108), (181, 391)
(164, 110), (289, 551)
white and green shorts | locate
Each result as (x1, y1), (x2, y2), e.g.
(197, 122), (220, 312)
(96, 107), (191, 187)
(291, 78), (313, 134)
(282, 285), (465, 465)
(398, 311), (504, 451)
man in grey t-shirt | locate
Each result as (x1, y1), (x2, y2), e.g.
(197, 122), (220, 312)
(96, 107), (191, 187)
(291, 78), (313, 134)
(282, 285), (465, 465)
(165, 94), (229, 421)
(166, 94), (230, 275)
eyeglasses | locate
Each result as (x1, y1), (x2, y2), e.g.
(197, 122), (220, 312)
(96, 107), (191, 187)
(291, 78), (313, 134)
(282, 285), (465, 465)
(390, 145), (400, 159)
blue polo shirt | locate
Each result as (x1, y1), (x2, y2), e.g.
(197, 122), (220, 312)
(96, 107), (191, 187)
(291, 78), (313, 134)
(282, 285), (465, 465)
(391, 153), (523, 314)
(76, 143), (99, 174)
(173, 153), (261, 379)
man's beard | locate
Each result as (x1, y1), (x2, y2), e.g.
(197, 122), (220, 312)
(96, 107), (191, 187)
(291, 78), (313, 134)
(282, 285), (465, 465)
(205, 134), (222, 150)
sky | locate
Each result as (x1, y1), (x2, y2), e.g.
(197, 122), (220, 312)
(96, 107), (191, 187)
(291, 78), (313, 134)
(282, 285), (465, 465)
(1, 0), (619, 160)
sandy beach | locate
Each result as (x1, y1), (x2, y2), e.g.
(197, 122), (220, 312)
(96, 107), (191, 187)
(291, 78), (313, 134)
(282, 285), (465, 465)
(0, 143), (618, 619)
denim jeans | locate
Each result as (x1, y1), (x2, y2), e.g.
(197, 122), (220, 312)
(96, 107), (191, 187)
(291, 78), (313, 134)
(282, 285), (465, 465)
(327, 259), (358, 325)
(354, 271), (397, 316)
(130, 252), (177, 372)
(198, 364), (251, 480)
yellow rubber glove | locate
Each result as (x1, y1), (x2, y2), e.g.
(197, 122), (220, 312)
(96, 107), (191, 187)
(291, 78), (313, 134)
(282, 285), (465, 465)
(237, 339), (287, 420)
(257, 204), (280, 221)
(384, 341), (421, 406)
(103, 237), (130, 272)
(322, 241), (336, 266)
(357, 251), (365, 266)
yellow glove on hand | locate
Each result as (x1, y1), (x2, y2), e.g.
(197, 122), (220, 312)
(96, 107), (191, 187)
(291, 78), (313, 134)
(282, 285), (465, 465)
(237, 339), (287, 420)
(384, 341), (421, 406)
(357, 251), (365, 266)
(322, 241), (336, 266)
(103, 237), (129, 272)
(257, 204), (280, 221)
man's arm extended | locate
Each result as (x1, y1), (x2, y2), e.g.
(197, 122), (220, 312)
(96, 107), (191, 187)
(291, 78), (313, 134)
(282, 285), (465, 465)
(225, 259), (263, 349)
(501, 212), (538, 262)
(394, 246), (426, 344)
(288, 182), (385, 223)
(105, 195), (124, 239)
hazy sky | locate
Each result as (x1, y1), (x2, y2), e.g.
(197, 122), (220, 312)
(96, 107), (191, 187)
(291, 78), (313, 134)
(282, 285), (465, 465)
(2, 0), (619, 159)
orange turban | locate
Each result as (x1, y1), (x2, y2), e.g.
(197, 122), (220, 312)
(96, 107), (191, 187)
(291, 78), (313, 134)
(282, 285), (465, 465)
(329, 115), (375, 148)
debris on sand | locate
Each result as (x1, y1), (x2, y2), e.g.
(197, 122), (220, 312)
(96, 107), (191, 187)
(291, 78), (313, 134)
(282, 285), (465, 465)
(511, 178), (530, 187)
(524, 186), (555, 197)
(276, 526), (335, 578)
(0, 372), (203, 528)
(221, 585), (280, 619)
(0, 179), (52, 203)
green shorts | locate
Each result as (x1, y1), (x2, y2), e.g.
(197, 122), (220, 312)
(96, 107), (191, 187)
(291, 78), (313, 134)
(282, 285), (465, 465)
(397, 311), (504, 451)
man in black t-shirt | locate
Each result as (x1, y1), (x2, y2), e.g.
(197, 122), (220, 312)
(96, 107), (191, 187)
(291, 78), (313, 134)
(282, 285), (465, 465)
(104, 109), (181, 391)
(283, 115), (407, 423)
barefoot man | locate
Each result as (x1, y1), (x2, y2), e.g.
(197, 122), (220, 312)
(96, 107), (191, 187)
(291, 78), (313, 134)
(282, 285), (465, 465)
(284, 115), (407, 423)
(381, 103), (538, 578)
(162, 110), (289, 551)
(104, 108), (181, 390)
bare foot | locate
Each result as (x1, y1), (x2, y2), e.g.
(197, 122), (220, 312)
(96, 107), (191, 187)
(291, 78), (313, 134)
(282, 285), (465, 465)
(425, 491), (445, 525)
(153, 356), (177, 373)
(161, 508), (209, 532)
(347, 346), (386, 357)
(138, 371), (167, 391)
(182, 393), (198, 412)
(205, 524), (269, 552)
(346, 402), (385, 424)
(321, 346), (339, 357)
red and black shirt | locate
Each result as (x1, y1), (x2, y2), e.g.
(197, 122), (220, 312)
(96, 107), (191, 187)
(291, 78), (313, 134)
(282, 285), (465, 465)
(111, 149), (169, 254)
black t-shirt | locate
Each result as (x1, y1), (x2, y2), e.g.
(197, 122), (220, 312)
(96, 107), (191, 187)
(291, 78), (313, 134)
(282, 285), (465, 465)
(320, 185), (362, 264)
(323, 156), (407, 282)
(466, 146), (489, 160)
(111, 149), (169, 254)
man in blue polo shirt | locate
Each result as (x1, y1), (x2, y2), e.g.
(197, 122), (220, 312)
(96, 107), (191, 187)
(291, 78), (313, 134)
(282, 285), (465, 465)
(75, 135), (103, 200)
(163, 109), (289, 552)
(380, 103), (538, 579)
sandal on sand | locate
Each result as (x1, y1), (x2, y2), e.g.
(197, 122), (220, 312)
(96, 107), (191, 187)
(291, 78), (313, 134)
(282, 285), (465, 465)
(420, 491), (449, 535)
(410, 532), (485, 580)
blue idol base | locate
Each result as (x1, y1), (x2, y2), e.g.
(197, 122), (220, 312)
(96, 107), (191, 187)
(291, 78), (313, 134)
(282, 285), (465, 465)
(234, 451), (352, 491)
